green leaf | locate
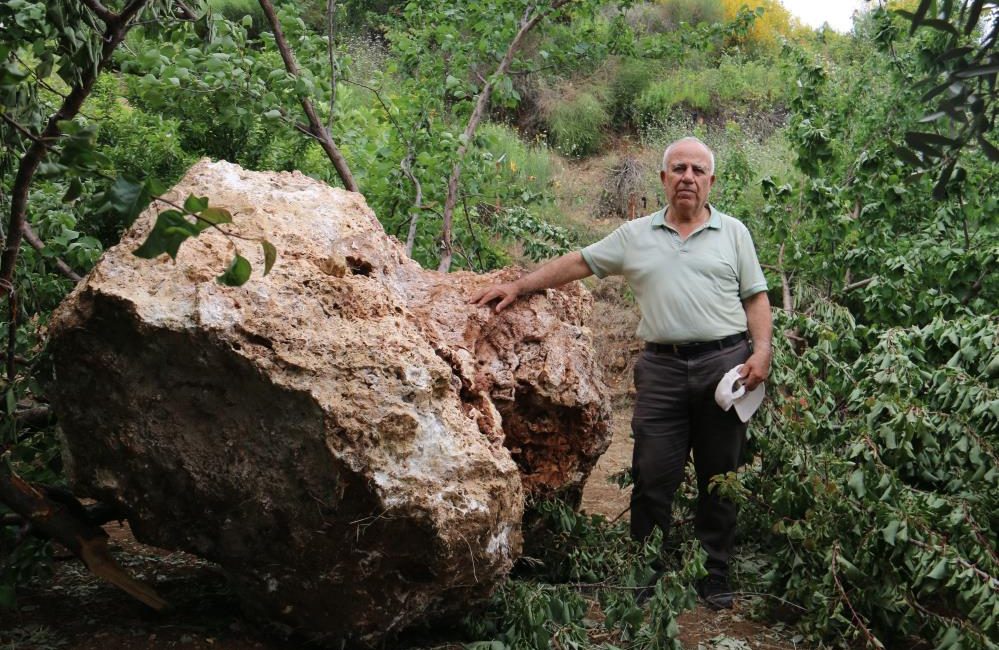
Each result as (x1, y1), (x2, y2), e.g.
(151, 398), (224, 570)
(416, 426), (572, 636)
(933, 158), (957, 199)
(927, 558), (948, 580)
(261, 239), (276, 275)
(908, 0), (934, 34)
(964, 0), (985, 35)
(847, 468), (866, 498)
(894, 146), (923, 167)
(183, 194), (209, 214)
(217, 254), (251, 286)
(920, 18), (959, 35)
(938, 45), (973, 61)
(62, 177), (83, 203)
(882, 520), (900, 545)
(107, 176), (152, 222)
(133, 210), (199, 260)
(906, 131), (959, 150)
(918, 111), (948, 123)
(954, 63), (999, 79)
(977, 134), (999, 162)
(196, 207), (233, 231)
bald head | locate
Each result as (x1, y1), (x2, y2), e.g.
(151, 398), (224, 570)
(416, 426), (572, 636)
(662, 137), (715, 175)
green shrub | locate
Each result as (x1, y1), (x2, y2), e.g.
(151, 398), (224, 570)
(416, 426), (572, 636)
(608, 58), (655, 126)
(635, 76), (708, 126)
(634, 59), (784, 127)
(478, 123), (558, 195)
(544, 91), (609, 157)
(88, 75), (195, 185)
(714, 56), (784, 104)
(657, 0), (725, 28)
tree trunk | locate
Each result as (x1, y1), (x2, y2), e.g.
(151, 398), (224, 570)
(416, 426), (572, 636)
(437, 1), (572, 272)
(258, 0), (358, 193)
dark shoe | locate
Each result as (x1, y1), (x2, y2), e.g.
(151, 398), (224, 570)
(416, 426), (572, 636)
(696, 575), (734, 610)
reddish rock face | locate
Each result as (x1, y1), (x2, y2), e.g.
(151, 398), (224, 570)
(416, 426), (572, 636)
(47, 159), (610, 646)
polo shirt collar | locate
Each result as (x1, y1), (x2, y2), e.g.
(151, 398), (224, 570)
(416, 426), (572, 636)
(651, 204), (722, 230)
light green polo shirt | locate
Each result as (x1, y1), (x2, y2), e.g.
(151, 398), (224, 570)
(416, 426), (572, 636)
(581, 205), (768, 344)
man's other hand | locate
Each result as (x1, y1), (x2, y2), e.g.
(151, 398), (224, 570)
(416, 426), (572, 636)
(469, 281), (521, 313)
(739, 349), (771, 390)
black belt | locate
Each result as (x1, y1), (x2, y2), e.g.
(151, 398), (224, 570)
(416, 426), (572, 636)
(645, 332), (747, 358)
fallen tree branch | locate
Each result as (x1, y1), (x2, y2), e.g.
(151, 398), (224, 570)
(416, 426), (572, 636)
(830, 542), (884, 649)
(779, 243), (792, 314)
(0, 461), (167, 610)
(777, 242), (805, 354)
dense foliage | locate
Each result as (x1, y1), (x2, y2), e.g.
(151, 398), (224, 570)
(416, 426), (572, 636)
(1, 0), (996, 647)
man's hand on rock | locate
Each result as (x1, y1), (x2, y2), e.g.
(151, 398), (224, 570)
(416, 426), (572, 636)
(739, 349), (771, 391)
(470, 281), (521, 313)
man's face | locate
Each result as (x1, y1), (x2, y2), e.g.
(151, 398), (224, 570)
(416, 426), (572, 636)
(660, 141), (716, 216)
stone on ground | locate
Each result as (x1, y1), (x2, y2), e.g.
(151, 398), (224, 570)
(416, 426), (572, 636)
(48, 159), (610, 645)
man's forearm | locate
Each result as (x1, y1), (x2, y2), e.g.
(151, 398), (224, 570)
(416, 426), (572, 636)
(515, 251), (593, 293)
(470, 250), (594, 312)
(743, 291), (773, 355)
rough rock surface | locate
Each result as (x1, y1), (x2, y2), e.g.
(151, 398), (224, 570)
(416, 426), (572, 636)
(47, 159), (611, 645)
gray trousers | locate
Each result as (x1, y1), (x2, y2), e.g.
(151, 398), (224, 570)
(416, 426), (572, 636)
(630, 339), (750, 578)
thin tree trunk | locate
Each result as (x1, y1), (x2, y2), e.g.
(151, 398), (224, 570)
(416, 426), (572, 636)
(258, 0), (358, 192)
(437, 0), (572, 272)
(326, 0), (338, 135)
(402, 151), (423, 256)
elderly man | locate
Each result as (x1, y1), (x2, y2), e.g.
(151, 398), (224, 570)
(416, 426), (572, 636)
(470, 137), (772, 609)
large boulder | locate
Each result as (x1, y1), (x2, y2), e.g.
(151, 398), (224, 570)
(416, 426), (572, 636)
(47, 159), (610, 645)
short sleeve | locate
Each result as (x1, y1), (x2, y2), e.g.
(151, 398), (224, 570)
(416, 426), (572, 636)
(581, 224), (630, 279)
(737, 227), (768, 299)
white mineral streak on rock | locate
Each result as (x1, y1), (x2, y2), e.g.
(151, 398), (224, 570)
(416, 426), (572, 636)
(486, 524), (514, 558)
(48, 159), (610, 647)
